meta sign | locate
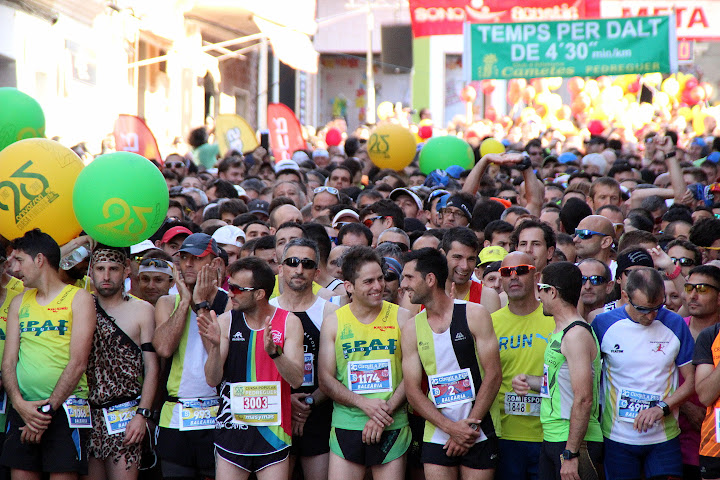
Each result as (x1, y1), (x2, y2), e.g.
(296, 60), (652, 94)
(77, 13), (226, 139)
(601, 1), (718, 40)
(408, 0), (600, 37)
(463, 16), (677, 80)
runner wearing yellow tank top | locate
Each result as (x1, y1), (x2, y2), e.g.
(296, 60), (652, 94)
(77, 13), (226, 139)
(0, 262), (24, 433)
(1, 229), (96, 476)
(319, 247), (412, 480)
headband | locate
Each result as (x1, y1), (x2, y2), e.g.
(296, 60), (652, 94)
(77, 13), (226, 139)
(91, 248), (127, 266)
(138, 258), (174, 277)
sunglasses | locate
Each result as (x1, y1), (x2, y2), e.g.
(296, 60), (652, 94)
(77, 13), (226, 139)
(165, 162), (185, 168)
(282, 257), (317, 269)
(363, 216), (384, 228)
(629, 299), (663, 314)
(684, 283), (720, 294)
(378, 241), (409, 252)
(499, 264), (536, 277)
(228, 283), (257, 295)
(499, 196), (517, 204)
(672, 257), (695, 267)
(140, 258), (172, 269)
(582, 275), (607, 286)
(574, 229), (606, 240)
(314, 186), (340, 198)
(384, 271), (399, 282)
(704, 246), (720, 251)
(537, 282), (554, 292)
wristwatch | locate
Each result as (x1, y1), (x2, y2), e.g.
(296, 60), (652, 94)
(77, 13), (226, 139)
(136, 408), (153, 419)
(653, 400), (671, 416)
(304, 396), (315, 407)
(37, 403), (55, 416)
(269, 345), (283, 359)
(561, 449), (580, 460)
(665, 151), (677, 159)
(195, 301), (211, 311)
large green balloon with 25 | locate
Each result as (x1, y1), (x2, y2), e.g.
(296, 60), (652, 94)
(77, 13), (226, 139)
(72, 152), (169, 247)
(0, 88), (46, 151)
(418, 136), (474, 175)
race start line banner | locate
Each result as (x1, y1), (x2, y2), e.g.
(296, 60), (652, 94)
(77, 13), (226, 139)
(463, 15), (677, 81)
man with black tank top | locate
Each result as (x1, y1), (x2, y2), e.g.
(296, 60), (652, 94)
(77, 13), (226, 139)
(401, 247), (502, 479)
(269, 238), (338, 479)
(86, 246), (159, 480)
(198, 257), (304, 480)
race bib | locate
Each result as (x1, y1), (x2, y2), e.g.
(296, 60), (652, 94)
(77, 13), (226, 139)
(103, 399), (139, 435)
(230, 382), (282, 426)
(348, 359), (392, 395)
(617, 389), (661, 422)
(505, 392), (542, 416)
(179, 397), (219, 431)
(428, 368), (475, 408)
(302, 353), (314, 387)
(540, 364), (550, 398)
(0, 392), (7, 415)
(63, 396), (92, 428)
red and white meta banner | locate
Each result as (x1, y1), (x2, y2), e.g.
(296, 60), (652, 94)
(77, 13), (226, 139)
(601, 1), (717, 40)
(408, 0), (600, 38)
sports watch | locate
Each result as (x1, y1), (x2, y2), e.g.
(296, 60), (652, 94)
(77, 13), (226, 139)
(269, 345), (283, 359)
(654, 400), (671, 416)
(136, 408), (153, 419)
(561, 450), (580, 460)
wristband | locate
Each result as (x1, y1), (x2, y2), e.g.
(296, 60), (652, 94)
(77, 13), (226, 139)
(666, 262), (682, 280)
(665, 151), (676, 159)
(195, 301), (211, 311)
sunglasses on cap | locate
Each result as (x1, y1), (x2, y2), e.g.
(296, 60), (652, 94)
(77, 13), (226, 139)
(363, 216), (384, 228)
(499, 264), (536, 277)
(582, 275), (608, 286)
(140, 258), (172, 269)
(574, 229), (606, 240)
(629, 299), (663, 314)
(314, 186), (340, 198)
(165, 162), (185, 168)
(378, 241), (409, 252)
(282, 257), (317, 269)
(684, 283), (720, 294)
(536, 282), (555, 292)
(672, 257), (695, 267)
(227, 283), (258, 295)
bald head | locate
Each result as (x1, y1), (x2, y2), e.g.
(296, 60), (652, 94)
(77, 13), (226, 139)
(574, 215), (615, 262)
(502, 251), (535, 268)
(270, 204), (303, 230)
(577, 215), (615, 239)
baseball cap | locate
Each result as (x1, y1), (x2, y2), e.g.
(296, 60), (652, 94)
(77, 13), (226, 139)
(390, 188), (423, 212)
(424, 169), (450, 188)
(707, 152), (720, 164)
(275, 159), (300, 173)
(542, 155), (559, 167)
(332, 209), (360, 228)
(444, 195), (473, 220)
(292, 151), (310, 163)
(383, 257), (402, 279)
(424, 189), (449, 210)
(558, 152), (578, 164)
(312, 149), (329, 158)
(177, 233), (221, 257)
(446, 165), (465, 179)
(435, 193), (451, 213)
(161, 226), (193, 244)
(234, 185), (250, 201)
(616, 247), (654, 277)
(247, 199), (270, 217)
(691, 137), (707, 147)
(212, 225), (245, 247)
(130, 240), (156, 255)
(478, 246), (508, 266)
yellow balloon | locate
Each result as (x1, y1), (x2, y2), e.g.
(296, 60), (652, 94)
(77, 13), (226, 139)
(583, 79), (600, 98)
(480, 138), (505, 157)
(367, 123), (417, 171)
(0, 138), (83, 244)
(654, 92), (670, 108)
(678, 106), (692, 121)
(643, 72), (663, 87)
(377, 102), (395, 121)
(661, 78), (680, 98)
(693, 111), (708, 136)
(547, 77), (563, 91)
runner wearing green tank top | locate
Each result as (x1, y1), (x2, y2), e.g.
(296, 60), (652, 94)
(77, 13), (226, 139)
(318, 246), (413, 480)
(511, 262), (603, 480)
(401, 248), (502, 480)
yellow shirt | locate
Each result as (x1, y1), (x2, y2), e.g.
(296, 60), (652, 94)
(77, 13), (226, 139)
(490, 303), (554, 442)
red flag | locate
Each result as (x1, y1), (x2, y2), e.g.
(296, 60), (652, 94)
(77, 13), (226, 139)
(113, 114), (163, 164)
(267, 103), (306, 162)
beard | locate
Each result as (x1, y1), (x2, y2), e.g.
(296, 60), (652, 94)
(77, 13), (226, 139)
(96, 283), (123, 298)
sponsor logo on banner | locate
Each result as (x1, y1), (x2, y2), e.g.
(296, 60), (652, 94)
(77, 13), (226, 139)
(113, 115), (163, 164)
(601, 1), (715, 40)
(408, 0), (601, 38)
(267, 103), (307, 162)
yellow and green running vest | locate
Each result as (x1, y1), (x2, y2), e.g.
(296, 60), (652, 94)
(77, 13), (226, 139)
(17, 285), (87, 401)
(332, 301), (407, 431)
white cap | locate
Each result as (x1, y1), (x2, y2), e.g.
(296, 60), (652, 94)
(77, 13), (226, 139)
(275, 159), (300, 173)
(212, 225), (245, 247)
(130, 240), (156, 255)
(390, 188), (423, 212)
(332, 209), (360, 228)
(233, 185), (250, 200)
(312, 149), (329, 158)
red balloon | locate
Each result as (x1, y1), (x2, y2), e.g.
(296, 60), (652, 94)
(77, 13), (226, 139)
(418, 125), (433, 139)
(485, 105), (498, 122)
(568, 77), (584, 97)
(481, 79), (497, 95)
(325, 128), (342, 146)
(588, 120), (605, 136)
(685, 77), (699, 91)
(688, 85), (706, 105)
(460, 85), (477, 103)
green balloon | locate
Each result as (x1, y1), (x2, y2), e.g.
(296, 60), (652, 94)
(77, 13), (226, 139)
(0, 88), (45, 151)
(72, 152), (169, 247)
(418, 136), (475, 175)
